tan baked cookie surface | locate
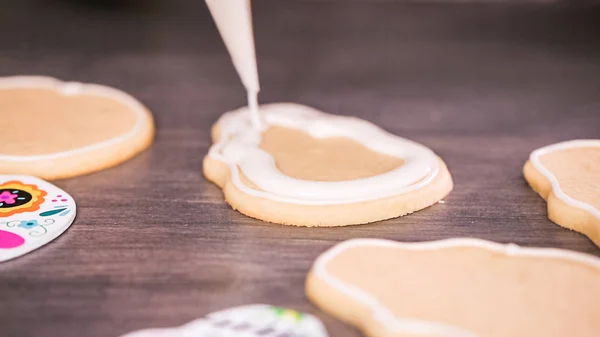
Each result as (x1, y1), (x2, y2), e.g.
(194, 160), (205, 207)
(306, 238), (600, 337)
(203, 103), (452, 226)
(524, 140), (600, 247)
(0, 76), (154, 179)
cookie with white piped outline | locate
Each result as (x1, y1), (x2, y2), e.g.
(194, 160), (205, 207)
(203, 103), (453, 226)
(306, 238), (600, 337)
(0, 76), (154, 179)
(523, 139), (600, 247)
(120, 304), (329, 337)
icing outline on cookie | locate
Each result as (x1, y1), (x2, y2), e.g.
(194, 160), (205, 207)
(529, 139), (600, 221)
(0, 76), (149, 162)
(208, 103), (440, 205)
(311, 238), (600, 337)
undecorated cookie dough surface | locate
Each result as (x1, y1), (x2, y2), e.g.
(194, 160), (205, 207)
(260, 126), (404, 181)
(1, 88), (138, 156)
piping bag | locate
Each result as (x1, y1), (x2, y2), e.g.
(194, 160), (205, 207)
(205, 0), (263, 129)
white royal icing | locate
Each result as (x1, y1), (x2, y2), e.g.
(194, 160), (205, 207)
(208, 103), (440, 205)
(247, 89), (264, 130)
(0, 76), (150, 162)
(312, 238), (600, 337)
(529, 139), (600, 221)
(121, 304), (329, 337)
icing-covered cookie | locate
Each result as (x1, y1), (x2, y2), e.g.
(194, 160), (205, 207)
(0, 175), (75, 262)
(121, 304), (328, 337)
(524, 140), (600, 247)
(306, 238), (600, 337)
(0, 76), (154, 179)
(203, 103), (453, 226)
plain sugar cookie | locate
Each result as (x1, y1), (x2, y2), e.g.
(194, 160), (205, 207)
(306, 238), (600, 337)
(203, 103), (453, 227)
(0, 76), (154, 179)
(523, 140), (600, 247)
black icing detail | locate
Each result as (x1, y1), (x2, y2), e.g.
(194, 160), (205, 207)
(0, 189), (32, 208)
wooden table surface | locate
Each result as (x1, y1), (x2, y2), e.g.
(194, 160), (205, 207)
(1, 1), (599, 336)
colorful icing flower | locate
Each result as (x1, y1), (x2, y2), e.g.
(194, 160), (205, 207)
(18, 220), (39, 229)
(0, 181), (46, 217)
(0, 191), (18, 204)
(0, 229), (25, 249)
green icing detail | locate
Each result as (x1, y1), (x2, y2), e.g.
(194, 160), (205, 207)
(39, 208), (66, 217)
(268, 306), (304, 322)
(270, 306), (285, 316)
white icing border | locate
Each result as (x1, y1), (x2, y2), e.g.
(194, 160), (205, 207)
(529, 139), (600, 221)
(312, 238), (600, 337)
(0, 76), (150, 162)
(208, 103), (441, 205)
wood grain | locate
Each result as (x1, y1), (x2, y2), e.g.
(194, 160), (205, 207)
(1, 1), (599, 336)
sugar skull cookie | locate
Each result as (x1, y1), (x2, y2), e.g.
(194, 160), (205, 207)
(0, 175), (76, 262)
(121, 304), (329, 337)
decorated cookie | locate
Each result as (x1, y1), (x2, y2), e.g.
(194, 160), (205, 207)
(203, 103), (453, 226)
(524, 140), (600, 247)
(121, 304), (329, 337)
(0, 76), (154, 179)
(0, 175), (76, 262)
(306, 238), (600, 337)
